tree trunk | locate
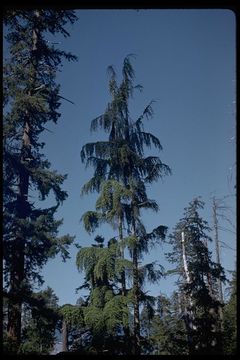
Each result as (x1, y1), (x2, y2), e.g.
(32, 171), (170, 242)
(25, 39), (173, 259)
(7, 125), (30, 344)
(132, 245), (140, 355)
(62, 320), (68, 352)
(203, 238), (213, 297)
(7, 239), (24, 344)
(181, 231), (196, 354)
(119, 218), (126, 297)
(212, 197), (224, 305)
(118, 216), (131, 353)
(212, 197), (224, 351)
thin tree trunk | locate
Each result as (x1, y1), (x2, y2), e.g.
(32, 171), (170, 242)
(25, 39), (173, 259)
(132, 246), (140, 355)
(181, 231), (196, 354)
(62, 320), (68, 352)
(118, 216), (131, 353)
(131, 210), (141, 355)
(212, 197), (224, 351)
(119, 217), (126, 296)
(203, 238), (213, 298)
(212, 197), (224, 304)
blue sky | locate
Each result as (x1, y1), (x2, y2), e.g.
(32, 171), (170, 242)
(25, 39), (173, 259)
(18, 9), (236, 305)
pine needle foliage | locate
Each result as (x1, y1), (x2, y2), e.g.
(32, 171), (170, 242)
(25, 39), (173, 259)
(222, 270), (237, 354)
(167, 197), (226, 354)
(3, 287), (61, 355)
(3, 9), (77, 350)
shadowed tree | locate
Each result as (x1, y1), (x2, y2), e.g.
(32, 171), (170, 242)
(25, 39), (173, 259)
(222, 269), (236, 354)
(145, 292), (188, 355)
(19, 287), (60, 354)
(59, 303), (85, 353)
(3, 9), (77, 350)
(167, 197), (226, 354)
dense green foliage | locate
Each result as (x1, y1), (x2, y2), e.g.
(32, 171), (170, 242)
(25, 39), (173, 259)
(78, 56), (170, 354)
(167, 198), (227, 354)
(3, 287), (60, 354)
(144, 293), (188, 355)
(222, 270), (237, 354)
(19, 287), (60, 354)
(3, 9), (77, 353)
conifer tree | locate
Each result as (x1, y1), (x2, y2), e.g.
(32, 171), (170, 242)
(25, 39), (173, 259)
(222, 269), (237, 354)
(19, 287), (60, 354)
(80, 55), (170, 354)
(4, 287), (60, 354)
(147, 292), (188, 355)
(167, 197), (226, 354)
(59, 303), (85, 353)
(76, 236), (130, 354)
(3, 9), (77, 350)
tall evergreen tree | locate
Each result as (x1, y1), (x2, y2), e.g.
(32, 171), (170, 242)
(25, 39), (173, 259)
(80, 55), (170, 354)
(19, 287), (60, 354)
(222, 269), (237, 354)
(3, 10), (77, 350)
(167, 197), (226, 354)
(3, 287), (60, 354)
(76, 236), (130, 354)
(59, 303), (85, 353)
(147, 292), (188, 355)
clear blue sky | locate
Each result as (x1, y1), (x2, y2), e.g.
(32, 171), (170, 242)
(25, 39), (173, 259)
(27, 9), (236, 306)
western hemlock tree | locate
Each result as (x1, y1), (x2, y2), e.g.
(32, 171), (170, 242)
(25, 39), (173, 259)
(80, 181), (167, 354)
(3, 9), (77, 350)
(59, 303), (85, 353)
(122, 179), (167, 355)
(167, 197), (226, 354)
(147, 292), (188, 355)
(80, 55), (171, 354)
(76, 237), (131, 354)
(19, 287), (60, 354)
(222, 269), (237, 354)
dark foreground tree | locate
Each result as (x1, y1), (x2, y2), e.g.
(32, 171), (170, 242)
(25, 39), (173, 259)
(222, 269), (237, 354)
(146, 292), (188, 355)
(19, 287), (60, 354)
(3, 286), (60, 354)
(167, 197), (226, 354)
(59, 303), (85, 352)
(3, 10), (77, 351)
